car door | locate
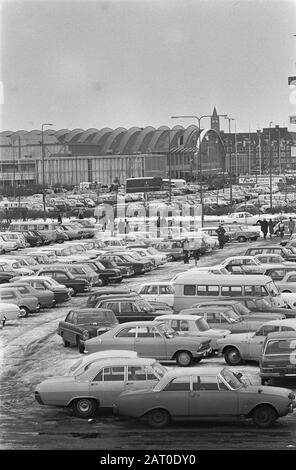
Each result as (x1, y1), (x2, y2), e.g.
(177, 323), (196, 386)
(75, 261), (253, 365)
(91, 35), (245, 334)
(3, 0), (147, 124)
(134, 326), (166, 359)
(247, 324), (281, 360)
(189, 375), (238, 417)
(89, 366), (126, 407)
(61, 311), (76, 344)
(125, 364), (159, 391)
(203, 312), (221, 330)
(159, 376), (190, 417)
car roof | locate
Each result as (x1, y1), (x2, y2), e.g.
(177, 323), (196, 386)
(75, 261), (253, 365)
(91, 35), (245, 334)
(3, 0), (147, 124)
(139, 282), (173, 287)
(154, 314), (202, 321)
(115, 321), (164, 327)
(265, 331), (296, 340)
(68, 308), (114, 315)
(174, 272), (272, 283)
(87, 357), (156, 367)
(160, 366), (225, 380)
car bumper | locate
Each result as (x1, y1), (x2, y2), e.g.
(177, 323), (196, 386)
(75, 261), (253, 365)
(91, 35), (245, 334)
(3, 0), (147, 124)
(193, 347), (212, 358)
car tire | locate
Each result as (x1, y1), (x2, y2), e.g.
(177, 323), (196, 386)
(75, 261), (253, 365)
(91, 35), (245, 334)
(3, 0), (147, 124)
(71, 288), (77, 297)
(237, 236), (247, 243)
(72, 398), (97, 419)
(175, 350), (193, 367)
(224, 347), (242, 366)
(19, 306), (29, 318)
(251, 405), (277, 428)
(62, 337), (70, 347)
(100, 278), (107, 287)
(146, 409), (170, 429)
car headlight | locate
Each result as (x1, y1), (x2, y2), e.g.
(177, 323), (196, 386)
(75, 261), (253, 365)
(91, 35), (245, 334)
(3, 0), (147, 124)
(82, 330), (89, 340)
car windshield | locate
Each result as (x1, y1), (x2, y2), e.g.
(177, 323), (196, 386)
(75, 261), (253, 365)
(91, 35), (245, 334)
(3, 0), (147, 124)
(266, 281), (280, 297)
(220, 368), (244, 390)
(232, 303), (250, 316)
(156, 322), (176, 338)
(93, 260), (105, 270)
(44, 278), (61, 288)
(24, 257), (38, 265)
(223, 310), (241, 322)
(136, 300), (153, 312)
(196, 318), (210, 331)
(255, 298), (271, 310)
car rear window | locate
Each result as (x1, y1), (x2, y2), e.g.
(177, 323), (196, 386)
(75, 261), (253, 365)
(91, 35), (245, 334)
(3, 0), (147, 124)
(265, 339), (296, 354)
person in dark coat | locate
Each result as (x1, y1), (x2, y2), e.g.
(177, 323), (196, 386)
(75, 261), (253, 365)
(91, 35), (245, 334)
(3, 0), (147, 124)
(57, 214), (62, 224)
(260, 219), (268, 239)
(268, 219), (274, 238)
(216, 224), (226, 249)
(182, 238), (190, 264)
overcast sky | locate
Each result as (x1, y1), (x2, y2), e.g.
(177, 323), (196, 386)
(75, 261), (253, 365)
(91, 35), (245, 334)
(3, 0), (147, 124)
(1, 0), (296, 133)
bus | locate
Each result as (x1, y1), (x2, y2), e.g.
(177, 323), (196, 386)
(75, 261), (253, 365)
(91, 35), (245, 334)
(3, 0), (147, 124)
(173, 273), (285, 311)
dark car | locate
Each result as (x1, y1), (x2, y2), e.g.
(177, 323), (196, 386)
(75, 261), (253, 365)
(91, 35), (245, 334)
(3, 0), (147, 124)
(236, 297), (296, 319)
(36, 268), (91, 296)
(98, 257), (134, 278)
(95, 296), (172, 323)
(86, 288), (138, 308)
(99, 253), (150, 276)
(53, 263), (101, 287)
(264, 266), (296, 281)
(0, 265), (15, 284)
(245, 246), (296, 262)
(58, 308), (118, 353)
(21, 231), (43, 247)
(74, 259), (122, 286)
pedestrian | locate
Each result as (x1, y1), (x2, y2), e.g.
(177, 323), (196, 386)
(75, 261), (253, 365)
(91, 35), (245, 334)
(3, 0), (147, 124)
(278, 220), (285, 239)
(260, 219), (268, 239)
(125, 219), (130, 234)
(182, 238), (190, 264)
(192, 240), (201, 266)
(216, 224), (226, 249)
(57, 214), (62, 224)
(268, 219), (274, 238)
(288, 217), (295, 237)
(156, 216), (161, 238)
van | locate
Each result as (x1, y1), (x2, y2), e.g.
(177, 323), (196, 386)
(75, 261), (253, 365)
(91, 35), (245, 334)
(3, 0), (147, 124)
(173, 273), (285, 312)
(260, 331), (296, 381)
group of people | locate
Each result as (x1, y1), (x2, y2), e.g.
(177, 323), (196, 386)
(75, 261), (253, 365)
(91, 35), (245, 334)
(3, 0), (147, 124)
(259, 217), (295, 239)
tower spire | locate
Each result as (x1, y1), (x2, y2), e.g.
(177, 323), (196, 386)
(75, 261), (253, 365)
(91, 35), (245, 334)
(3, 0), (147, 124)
(211, 106), (220, 132)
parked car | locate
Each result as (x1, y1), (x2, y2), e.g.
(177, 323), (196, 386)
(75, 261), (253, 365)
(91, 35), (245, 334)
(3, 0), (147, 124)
(217, 319), (296, 365)
(0, 259), (34, 276)
(115, 366), (296, 428)
(0, 234), (18, 252)
(35, 267), (91, 296)
(220, 256), (266, 275)
(245, 246), (296, 262)
(0, 287), (40, 317)
(180, 306), (278, 333)
(66, 350), (139, 376)
(99, 253), (150, 276)
(95, 296), (172, 323)
(190, 301), (285, 321)
(137, 282), (175, 307)
(84, 321), (212, 367)
(35, 356), (166, 418)
(232, 297), (296, 320)
(106, 251), (153, 274)
(223, 224), (259, 243)
(58, 308), (119, 352)
(53, 263), (101, 287)
(260, 331), (296, 381)
(0, 265), (15, 284)
(86, 288), (138, 308)
(14, 276), (71, 304)
(73, 259), (122, 286)
(4, 282), (55, 308)
(152, 240), (184, 261)
(98, 257), (135, 278)
(0, 302), (21, 326)
(154, 314), (230, 353)
(264, 266), (296, 281)
(21, 231), (43, 247)
(275, 271), (296, 293)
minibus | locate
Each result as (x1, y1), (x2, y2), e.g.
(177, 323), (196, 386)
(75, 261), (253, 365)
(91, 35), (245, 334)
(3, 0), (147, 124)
(173, 273), (285, 311)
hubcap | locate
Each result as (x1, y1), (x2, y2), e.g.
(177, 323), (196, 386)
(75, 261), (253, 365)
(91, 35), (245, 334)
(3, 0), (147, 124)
(78, 400), (91, 412)
(153, 411), (165, 424)
(178, 353), (190, 365)
(228, 350), (241, 364)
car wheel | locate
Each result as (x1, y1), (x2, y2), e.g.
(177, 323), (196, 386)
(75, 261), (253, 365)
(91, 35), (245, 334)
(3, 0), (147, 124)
(62, 338), (70, 347)
(99, 278), (107, 287)
(146, 409), (170, 429)
(19, 306), (29, 318)
(251, 405), (277, 428)
(237, 236), (247, 243)
(175, 350), (193, 367)
(72, 398), (97, 419)
(224, 347), (242, 366)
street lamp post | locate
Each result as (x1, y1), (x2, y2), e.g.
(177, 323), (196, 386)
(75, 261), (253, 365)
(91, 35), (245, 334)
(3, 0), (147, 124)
(269, 121), (274, 209)
(171, 114), (227, 227)
(41, 123), (53, 221)
(224, 117), (235, 206)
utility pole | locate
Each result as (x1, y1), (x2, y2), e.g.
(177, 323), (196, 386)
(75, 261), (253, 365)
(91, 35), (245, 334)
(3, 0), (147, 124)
(269, 121), (274, 209)
(224, 117), (235, 206)
(41, 123), (53, 221)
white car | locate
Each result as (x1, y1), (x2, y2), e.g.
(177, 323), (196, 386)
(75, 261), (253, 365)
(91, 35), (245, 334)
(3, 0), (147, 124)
(67, 350), (138, 375)
(0, 234), (18, 252)
(254, 254), (296, 270)
(280, 292), (296, 309)
(137, 282), (175, 307)
(131, 247), (167, 266)
(0, 302), (21, 326)
(0, 259), (34, 276)
(220, 256), (266, 275)
(153, 314), (230, 352)
(276, 271), (296, 293)
(220, 211), (259, 225)
(170, 265), (228, 284)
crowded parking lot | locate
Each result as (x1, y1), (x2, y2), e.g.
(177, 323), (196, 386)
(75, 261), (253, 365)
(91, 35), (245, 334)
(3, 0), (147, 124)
(1, 218), (296, 450)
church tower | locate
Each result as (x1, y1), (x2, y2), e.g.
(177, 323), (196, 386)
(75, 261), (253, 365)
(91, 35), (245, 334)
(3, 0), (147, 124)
(211, 106), (220, 133)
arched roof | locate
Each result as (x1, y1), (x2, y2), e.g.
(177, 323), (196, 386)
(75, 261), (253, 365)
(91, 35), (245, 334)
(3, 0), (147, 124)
(116, 127), (142, 153)
(132, 126), (155, 153)
(64, 128), (85, 144)
(89, 128), (112, 146)
(77, 128), (99, 143)
(102, 127), (127, 153)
